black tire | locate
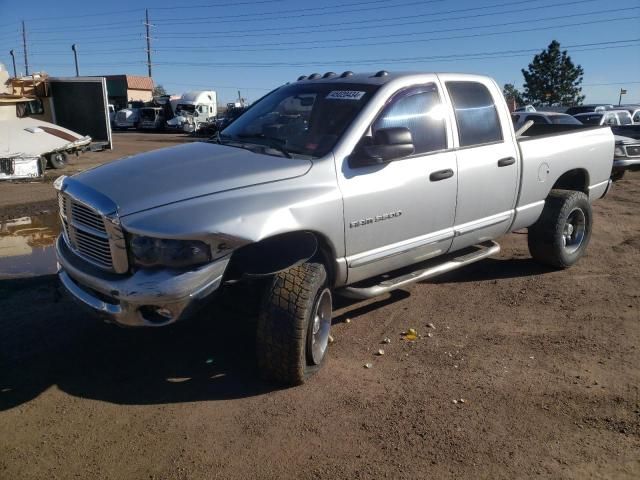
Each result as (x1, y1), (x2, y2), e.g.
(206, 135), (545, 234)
(47, 152), (68, 169)
(256, 262), (332, 386)
(611, 169), (625, 181)
(527, 189), (592, 269)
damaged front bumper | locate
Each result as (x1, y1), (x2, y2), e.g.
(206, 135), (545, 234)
(0, 154), (43, 180)
(56, 235), (230, 327)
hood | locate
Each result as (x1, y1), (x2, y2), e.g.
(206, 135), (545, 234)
(74, 142), (312, 216)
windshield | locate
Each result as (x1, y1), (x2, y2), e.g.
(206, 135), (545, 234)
(219, 82), (379, 158)
(551, 115), (582, 125)
(177, 104), (195, 115)
(140, 109), (158, 120)
(577, 114), (602, 125)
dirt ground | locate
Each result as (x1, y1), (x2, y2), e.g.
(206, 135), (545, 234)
(0, 133), (638, 479)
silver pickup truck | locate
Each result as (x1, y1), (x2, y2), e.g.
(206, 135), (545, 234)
(55, 72), (614, 385)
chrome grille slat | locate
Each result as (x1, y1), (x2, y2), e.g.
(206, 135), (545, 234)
(58, 192), (127, 272)
(71, 214), (104, 230)
(74, 239), (112, 256)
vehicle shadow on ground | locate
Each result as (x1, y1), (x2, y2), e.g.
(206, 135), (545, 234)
(0, 277), (277, 411)
(430, 257), (555, 284)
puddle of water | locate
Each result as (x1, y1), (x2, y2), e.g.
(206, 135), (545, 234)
(0, 211), (61, 278)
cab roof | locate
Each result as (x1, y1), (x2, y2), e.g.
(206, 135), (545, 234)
(290, 71), (491, 86)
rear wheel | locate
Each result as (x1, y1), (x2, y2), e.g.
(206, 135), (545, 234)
(256, 262), (332, 385)
(47, 152), (68, 169)
(528, 190), (592, 268)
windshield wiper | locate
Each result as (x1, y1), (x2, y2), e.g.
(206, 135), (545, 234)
(235, 134), (293, 158)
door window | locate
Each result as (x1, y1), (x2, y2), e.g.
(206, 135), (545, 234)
(446, 81), (503, 147)
(372, 85), (447, 155)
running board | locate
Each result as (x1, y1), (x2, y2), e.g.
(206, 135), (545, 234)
(338, 241), (500, 300)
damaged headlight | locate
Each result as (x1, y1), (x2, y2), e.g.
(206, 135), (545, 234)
(130, 235), (212, 268)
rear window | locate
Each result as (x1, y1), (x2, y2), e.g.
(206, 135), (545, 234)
(576, 114), (602, 125)
(446, 81), (502, 147)
(551, 115), (582, 125)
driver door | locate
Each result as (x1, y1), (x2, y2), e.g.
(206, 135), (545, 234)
(337, 84), (458, 284)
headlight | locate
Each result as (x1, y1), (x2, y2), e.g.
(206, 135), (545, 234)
(130, 235), (212, 268)
(614, 146), (626, 157)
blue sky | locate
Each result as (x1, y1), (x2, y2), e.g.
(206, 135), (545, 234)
(1, 0), (638, 104)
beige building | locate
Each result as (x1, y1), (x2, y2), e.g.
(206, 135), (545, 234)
(103, 75), (154, 110)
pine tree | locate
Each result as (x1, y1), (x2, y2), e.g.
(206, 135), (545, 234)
(521, 40), (585, 106)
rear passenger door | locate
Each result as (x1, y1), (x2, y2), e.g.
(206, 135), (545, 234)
(441, 78), (520, 251)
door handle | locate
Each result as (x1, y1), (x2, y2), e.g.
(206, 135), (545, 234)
(429, 168), (454, 181)
(497, 157), (516, 167)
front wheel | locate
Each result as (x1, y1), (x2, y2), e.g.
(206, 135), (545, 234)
(256, 262), (332, 385)
(47, 152), (68, 169)
(527, 190), (592, 268)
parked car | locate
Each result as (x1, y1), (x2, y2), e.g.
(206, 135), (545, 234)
(55, 71), (613, 385)
(114, 101), (145, 130)
(610, 135), (640, 180)
(573, 110), (634, 126)
(565, 104), (614, 116)
(616, 105), (640, 124)
(511, 111), (582, 131)
(138, 107), (166, 131)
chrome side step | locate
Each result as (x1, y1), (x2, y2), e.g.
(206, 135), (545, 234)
(338, 241), (500, 300)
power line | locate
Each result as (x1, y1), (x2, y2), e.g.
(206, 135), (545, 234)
(12, 0), (565, 48)
(159, 15), (640, 53)
(150, 39), (640, 68)
(0, 0), (285, 24)
(27, 21), (141, 33)
(153, 5), (637, 51)
(155, 0), (544, 38)
(154, 0), (447, 25)
(151, 0), (284, 12)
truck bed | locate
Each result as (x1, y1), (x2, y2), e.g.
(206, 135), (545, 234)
(512, 124), (614, 230)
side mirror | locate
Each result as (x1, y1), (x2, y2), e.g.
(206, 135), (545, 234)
(350, 127), (415, 167)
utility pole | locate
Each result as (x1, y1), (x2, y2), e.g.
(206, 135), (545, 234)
(71, 44), (79, 76)
(21, 20), (29, 75)
(9, 50), (17, 77)
(144, 9), (152, 78)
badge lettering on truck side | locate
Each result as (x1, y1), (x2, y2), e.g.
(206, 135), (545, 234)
(349, 210), (403, 228)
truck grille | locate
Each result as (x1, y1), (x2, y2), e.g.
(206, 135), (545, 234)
(626, 145), (640, 157)
(58, 192), (125, 271)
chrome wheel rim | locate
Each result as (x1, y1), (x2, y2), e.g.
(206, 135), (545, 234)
(307, 288), (332, 366)
(562, 207), (586, 255)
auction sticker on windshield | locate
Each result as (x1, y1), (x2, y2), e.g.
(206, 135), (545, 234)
(326, 91), (366, 100)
